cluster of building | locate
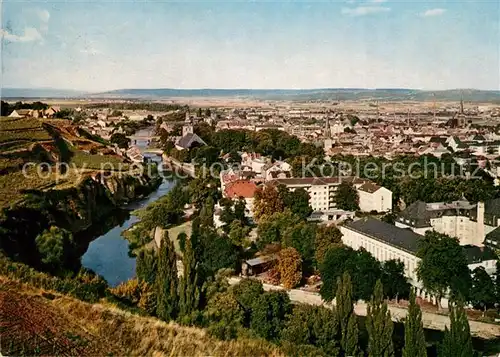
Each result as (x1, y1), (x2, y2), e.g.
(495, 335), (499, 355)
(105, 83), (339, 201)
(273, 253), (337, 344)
(341, 197), (500, 307)
(9, 106), (61, 119)
(212, 150), (394, 228)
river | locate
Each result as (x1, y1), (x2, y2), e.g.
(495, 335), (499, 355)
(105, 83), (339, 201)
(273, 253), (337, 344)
(81, 128), (173, 287)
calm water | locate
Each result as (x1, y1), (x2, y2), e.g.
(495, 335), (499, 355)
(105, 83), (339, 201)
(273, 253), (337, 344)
(81, 128), (174, 286)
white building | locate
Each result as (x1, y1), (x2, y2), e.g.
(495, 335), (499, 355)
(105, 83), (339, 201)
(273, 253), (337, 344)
(396, 199), (500, 247)
(341, 218), (498, 308)
(357, 182), (392, 213)
(273, 177), (392, 213)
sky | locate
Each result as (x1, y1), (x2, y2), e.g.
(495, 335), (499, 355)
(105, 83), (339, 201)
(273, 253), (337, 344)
(1, 0), (499, 92)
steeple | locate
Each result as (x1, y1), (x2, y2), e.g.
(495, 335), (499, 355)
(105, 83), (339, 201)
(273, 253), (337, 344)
(460, 91), (464, 115)
(325, 113), (331, 138)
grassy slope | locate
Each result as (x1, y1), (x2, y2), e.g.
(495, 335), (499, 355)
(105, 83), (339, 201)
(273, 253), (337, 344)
(0, 277), (283, 357)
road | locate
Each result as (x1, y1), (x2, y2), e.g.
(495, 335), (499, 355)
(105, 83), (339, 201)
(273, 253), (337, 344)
(228, 277), (500, 339)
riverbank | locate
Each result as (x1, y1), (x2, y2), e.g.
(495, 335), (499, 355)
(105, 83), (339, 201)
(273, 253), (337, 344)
(0, 169), (162, 274)
(81, 177), (176, 286)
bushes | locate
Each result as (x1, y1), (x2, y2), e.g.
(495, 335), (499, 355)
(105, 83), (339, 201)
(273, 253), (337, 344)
(110, 278), (156, 315)
(0, 255), (107, 303)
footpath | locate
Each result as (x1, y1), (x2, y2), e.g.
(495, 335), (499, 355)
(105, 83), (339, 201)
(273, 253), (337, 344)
(228, 277), (500, 339)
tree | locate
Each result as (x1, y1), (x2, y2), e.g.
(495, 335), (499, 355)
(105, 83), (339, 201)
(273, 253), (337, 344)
(319, 246), (357, 302)
(231, 279), (264, 325)
(231, 279), (264, 312)
(178, 239), (203, 321)
(199, 229), (239, 276)
(439, 301), (474, 357)
(278, 247), (302, 289)
(110, 132), (131, 149)
(281, 304), (340, 356)
(366, 280), (395, 357)
(199, 197), (215, 228)
(346, 313), (362, 357)
(155, 234), (178, 321)
(205, 291), (244, 340)
(470, 267), (496, 314)
(194, 145), (219, 166)
(402, 289), (427, 357)
(136, 248), (157, 285)
(250, 290), (291, 341)
(336, 272), (361, 356)
(253, 183), (284, 221)
(417, 231), (472, 309)
(35, 226), (75, 274)
(348, 248), (382, 301)
(279, 185), (312, 219)
(256, 210), (302, 250)
(334, 182), (359, 211)
(381, 259), (411, 301)
(228, 220), (251, 247)
(282, 221), (317, 273)
(314, 224), (343, 266)
(219, 197), (248, 233)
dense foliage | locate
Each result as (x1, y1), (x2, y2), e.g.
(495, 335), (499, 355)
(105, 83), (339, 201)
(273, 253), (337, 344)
(417, 231), (472, 308)
(320, 246), (409, 302)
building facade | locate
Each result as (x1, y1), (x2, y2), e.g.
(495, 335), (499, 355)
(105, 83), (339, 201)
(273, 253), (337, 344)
(341, 218), (498, 308)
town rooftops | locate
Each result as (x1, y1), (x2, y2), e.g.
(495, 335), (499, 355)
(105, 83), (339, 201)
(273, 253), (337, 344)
(272, 176), (366, 187)
(176, 133), (207, 149)
(358, 181), (382, 194)
(462, 245), (497, 265)
(244, 254), (278, 267)
(485, 227), (500, 248)
(224, 180), (258, 199)
(345, 217), (422, 254)
(398, 200), (477, 228)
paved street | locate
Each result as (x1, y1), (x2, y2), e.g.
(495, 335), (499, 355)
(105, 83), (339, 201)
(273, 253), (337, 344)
(228, 277), (500, 339)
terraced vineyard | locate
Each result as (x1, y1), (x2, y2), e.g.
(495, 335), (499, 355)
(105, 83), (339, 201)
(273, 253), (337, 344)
(0, 116), (129, 208)
(0, 117), (52, 153)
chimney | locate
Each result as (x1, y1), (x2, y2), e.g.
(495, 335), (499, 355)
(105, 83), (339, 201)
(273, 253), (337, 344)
(475, 202), (485, 247)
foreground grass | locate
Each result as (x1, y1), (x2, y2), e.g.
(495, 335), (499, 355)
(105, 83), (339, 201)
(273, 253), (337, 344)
(0, 278), (283, 357)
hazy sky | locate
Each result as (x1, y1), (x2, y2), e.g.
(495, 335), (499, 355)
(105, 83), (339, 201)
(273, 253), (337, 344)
(1, 0), (499, 91)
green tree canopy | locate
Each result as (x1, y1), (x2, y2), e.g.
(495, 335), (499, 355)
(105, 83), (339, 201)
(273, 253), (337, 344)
(250, 290), (292, 341)
(470, 266), (496, 313)
(439, 301), (474, 357)
(417, 231), (472, 309)
(155, 234), (178, 321)
(35, 226), (75, 274)
(334, 182), (360, 211)
(402, 289), (427, 357)
(381, 259), (411, 301)
(366, 280), (395, 357)
(136, 248), (157, 285)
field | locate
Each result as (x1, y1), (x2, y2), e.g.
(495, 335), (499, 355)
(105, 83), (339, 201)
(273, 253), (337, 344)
(0, 277), (283, 356)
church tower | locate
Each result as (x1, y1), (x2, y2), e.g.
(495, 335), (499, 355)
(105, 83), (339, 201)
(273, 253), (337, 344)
(325, 113), (331, 138)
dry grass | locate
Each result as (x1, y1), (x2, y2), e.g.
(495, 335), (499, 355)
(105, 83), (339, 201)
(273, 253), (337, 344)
(0, 277), (284, 357)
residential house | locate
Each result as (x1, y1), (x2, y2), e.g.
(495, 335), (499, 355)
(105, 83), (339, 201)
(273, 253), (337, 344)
(223, 179), (258, 217)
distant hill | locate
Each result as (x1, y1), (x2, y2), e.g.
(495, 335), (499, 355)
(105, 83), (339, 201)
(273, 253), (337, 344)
(1, 87), (88, 98)
(3, 87), (499, 102)
(91, 88), (500, 102)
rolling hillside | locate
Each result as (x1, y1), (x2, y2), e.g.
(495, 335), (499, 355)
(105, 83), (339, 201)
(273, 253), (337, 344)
(0, 277), (283, 357)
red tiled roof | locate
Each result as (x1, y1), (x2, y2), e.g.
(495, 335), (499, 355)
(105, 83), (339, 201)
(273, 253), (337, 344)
(224, 180), (258, 199)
